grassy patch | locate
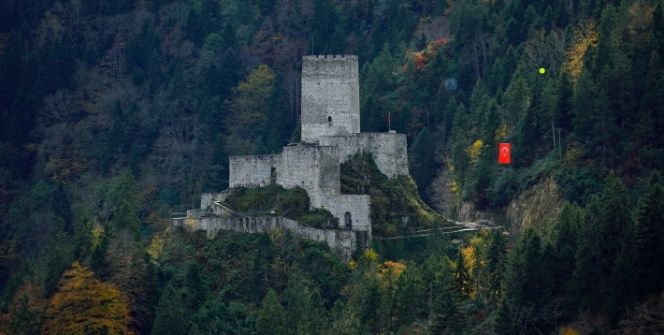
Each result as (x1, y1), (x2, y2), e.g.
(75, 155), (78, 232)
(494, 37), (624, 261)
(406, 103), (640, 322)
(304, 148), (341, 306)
(225, 184), (338, 228)
(340, 154), (447, 236)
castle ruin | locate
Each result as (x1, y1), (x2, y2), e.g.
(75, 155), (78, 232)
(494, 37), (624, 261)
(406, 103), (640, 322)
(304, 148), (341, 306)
(174, 55), (409, 259)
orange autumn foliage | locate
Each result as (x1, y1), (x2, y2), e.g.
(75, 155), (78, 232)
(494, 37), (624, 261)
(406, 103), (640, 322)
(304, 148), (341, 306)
(378, 260), (407, 283)
(410, 38), (448, 71)
(42, 262), (133, 335)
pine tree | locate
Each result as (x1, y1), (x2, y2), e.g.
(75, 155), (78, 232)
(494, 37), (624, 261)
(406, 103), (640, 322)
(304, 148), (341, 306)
(635, 172), (664, 299)
(572, 195), (603, 311)
(430, 257), (465, 335)
(454, 248), (471, 298)
(106, 170), (140, 233)
(151, 284), (188, 335)
(551, 203), (582, 299)
(409, 128), (436, 192)
(394, 264), (426, 327)
(485, 230), (507, 307)
(596, 175), (631, 297)
(256, 289), (287, 335)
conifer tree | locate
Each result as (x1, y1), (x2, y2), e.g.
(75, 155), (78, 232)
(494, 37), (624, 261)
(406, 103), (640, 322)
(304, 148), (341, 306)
(256, 289), (287, 335)
(430, 257), (465, 335)
(551, 203), (582, 299)
(454, 248), (471, 298)
(394, 264), (426, 327)
(635, 172), (664, 298)
(486, 230), (507, 307)
(151, 284), (188, 335)
(409, 128), (436, 192)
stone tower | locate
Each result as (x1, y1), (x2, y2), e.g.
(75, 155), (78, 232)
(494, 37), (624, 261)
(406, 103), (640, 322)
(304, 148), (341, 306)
(301, 55), (360, 143)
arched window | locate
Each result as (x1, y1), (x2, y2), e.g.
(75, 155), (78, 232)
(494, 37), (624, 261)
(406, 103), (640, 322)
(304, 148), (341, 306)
(344, 212), (352, 230)
(327, 116), (332, 127)
(270, 167), (277, 184)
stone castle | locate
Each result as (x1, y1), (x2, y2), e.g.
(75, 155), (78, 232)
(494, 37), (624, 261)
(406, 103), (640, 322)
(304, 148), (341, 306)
(174, 55), (409, 259)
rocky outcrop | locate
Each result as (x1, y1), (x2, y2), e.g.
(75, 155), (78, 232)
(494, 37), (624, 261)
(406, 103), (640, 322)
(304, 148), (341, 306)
(506, 177), (563, 233)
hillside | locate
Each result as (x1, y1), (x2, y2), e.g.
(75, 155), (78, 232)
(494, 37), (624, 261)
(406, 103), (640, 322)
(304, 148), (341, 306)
(1, 0), (663, 334)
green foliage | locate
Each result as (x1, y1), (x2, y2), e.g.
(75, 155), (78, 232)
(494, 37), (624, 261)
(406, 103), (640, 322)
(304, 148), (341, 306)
(635, 172), (664, 299)
(255, 289), (286, 335)
(151, 284), (188, 335)
(225, 184), (338, 228)
(393, 264), (426, 327)
(409, 127), (436, 193)
(341, 154), (446, 236)
(226, 185), (308, 217)
(430, 257), (466, 335)
(2, 0), (664, 333)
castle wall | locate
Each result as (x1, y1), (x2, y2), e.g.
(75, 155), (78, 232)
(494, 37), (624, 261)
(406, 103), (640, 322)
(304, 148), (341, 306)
(319, 133), (409, 177)
(229, 154), (281, 188)
(179, 215), (358, 260)
(200, 191), (230, 210)
(278, 145), (340, 207)
(320, 194), (371, 234)
(301, 55), (360, 143)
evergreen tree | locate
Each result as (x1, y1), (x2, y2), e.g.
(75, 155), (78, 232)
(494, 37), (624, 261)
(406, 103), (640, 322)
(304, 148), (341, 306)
(409, 128), (436, 192)
(106, 170), (140, 233)
(635, 172), (664, 299)
(394, 264), (426, 327)
(485, 230), (507, 307)
(572, 195), (603, 311)
(551, 203), (582, 301)
(595, 175), (631, 297)
(454, 248), (471, 298)
(151, 284), (188, 335)
(430, 257), (465, 335)
(255, 289), (287, 335)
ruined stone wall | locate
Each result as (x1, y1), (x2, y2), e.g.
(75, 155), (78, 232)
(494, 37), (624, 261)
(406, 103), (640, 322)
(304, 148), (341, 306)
(278, 145), (340, 207)
(301, 55), (360, 143)
(200, 191), (230, 209)
(228, 154), (281, 188)
(179, 215), (358, 260)
(320, 193), (371, 234)
(319, 133), (409, 177)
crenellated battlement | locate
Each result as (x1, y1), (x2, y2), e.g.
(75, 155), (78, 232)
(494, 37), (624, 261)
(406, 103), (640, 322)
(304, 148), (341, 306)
(301, 54), (360, 143)
(302, 54), (358, 62)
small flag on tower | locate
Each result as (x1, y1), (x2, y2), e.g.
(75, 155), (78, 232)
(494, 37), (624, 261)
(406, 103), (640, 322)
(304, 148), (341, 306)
(498, 143), (511, 164)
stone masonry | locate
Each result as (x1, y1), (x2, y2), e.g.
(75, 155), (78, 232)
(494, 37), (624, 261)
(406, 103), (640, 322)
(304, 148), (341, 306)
(176, 55), (410, 259)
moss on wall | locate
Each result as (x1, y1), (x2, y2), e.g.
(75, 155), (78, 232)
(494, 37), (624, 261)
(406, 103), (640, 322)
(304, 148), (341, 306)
(224, 185), (338, 229)
(340, 154), (447, 236)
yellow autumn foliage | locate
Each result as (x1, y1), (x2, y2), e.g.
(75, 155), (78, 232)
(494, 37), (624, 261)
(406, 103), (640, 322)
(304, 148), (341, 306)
(42, 262), (133, 335)
(91, 224), (104, 249)
(461, 245), (475, 272)
(566, 22), (598, 81)
(146, 233), (166, 265)
(467, 139), (484, 161)
(495, 123), (509, 141)
(363, 248), (379, 263)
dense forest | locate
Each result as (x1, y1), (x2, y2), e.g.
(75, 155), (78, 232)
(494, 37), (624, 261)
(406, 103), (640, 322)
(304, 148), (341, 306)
(1, 0), (663, 334)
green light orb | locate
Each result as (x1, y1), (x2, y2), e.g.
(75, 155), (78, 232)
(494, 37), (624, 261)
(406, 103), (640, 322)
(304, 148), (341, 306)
(538, 67), (546, 74)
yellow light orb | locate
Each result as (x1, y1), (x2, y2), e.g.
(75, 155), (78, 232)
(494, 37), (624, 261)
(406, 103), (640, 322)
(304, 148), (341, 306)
(539, 67), (546, 74)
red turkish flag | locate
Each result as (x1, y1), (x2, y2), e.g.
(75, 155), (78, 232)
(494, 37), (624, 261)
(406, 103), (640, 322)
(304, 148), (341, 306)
(498, 143), (511, 164)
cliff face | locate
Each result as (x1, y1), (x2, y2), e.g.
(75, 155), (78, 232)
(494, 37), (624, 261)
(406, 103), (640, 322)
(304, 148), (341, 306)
(506, 177), (563, 234)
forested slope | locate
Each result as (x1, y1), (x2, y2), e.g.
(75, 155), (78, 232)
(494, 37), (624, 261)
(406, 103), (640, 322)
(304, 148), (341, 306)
(1, 0), (663, 334)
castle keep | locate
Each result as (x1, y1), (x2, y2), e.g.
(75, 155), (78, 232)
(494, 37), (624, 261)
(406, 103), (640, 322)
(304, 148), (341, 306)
(175, 55), (409, 259)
